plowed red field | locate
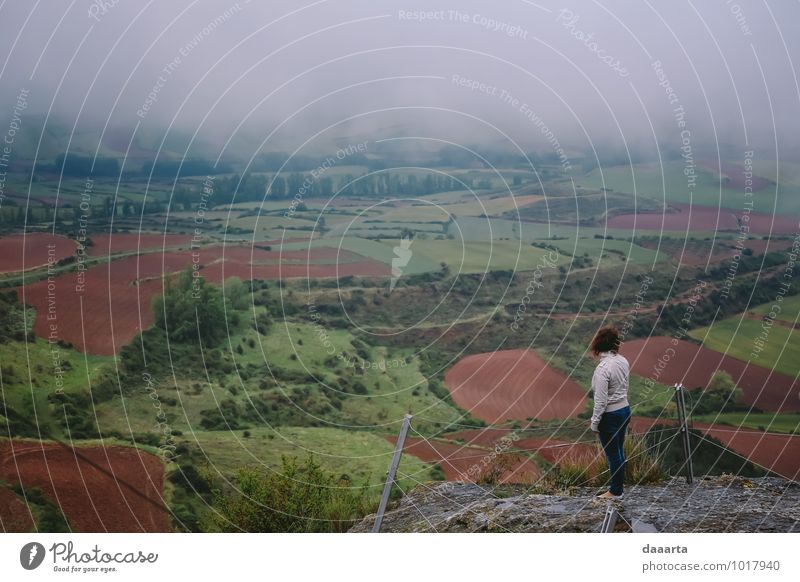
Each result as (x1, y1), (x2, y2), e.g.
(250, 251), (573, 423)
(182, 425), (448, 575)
(443, 349), (587, 423)
(0, 233), (75, 273)
(0, 441), (168, 532)
(20, 245), (389, 355)
(86, 233), (193, 256)
(607, 203), (798, 234)
(629, 416), (799, 480)
(698, 424), (800, 480)
(621, 337), (800, 412)
(442, 429), (600, 466)
(21, 251), (191, 354)
(0, 488), (34, 532)
(512, 438), (600, 465)
(442, 428), (520, 447)
(388, 436), (539, 484)
(639, 238), (796, 266)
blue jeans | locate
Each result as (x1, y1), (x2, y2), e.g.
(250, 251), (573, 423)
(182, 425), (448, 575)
(598, 406), (631, 495)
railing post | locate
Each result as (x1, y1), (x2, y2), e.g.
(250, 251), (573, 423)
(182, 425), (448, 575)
(372, 414), (413, 533)
(674, 383), (694, 484)
(600, 504), (618, 532)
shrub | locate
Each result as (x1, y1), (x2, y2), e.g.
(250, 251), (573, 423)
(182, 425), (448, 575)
(14, 486), (71, 532)
(538, 434), (665, 491)
(688, 370), (746, 414)
(476, 453), (519, 485)
(209, 456), (374, 532)
(254, 311), (272, 335)
(48, 392), (99, 439)
(429, 463), (446, 481)
(153, 268), (227, 346)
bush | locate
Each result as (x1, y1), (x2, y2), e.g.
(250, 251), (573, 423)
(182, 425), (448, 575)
(200, 399), (243, 430)
(14, 486), (71, 532)
(429, 463), (446, 481)
(476, 453), (519, 485)
(153, 268), (227, 346)
(254, 311), (272, 335)
(689, 370), (746, 415)
(537, 434), (665, 491)
(648, 425), (764, 477)
(209, 456), (374, 532)
(48, 392), (99, 439)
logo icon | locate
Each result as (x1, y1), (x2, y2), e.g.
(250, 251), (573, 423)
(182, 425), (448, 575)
(390, 236), (413, 292)
(20, 542), (46, 570)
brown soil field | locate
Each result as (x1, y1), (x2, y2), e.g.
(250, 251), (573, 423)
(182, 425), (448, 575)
(0, 441), (168, 532)
(0, 487), (35, 532)
(639, 237), (796, 266)
(513, 437), (600, 465)
(442, 429), (600, 466)
(629, 416), (799, 480)
(448, 417), (799, 480)
(21, 252), (191, 354)
(621, 337), (800, 413)
(86, 233), (193, 256)
(202, 245), (374, 265)
(0, 233), (75, 273)
(737, 238), (797, 256)
(21, 245), (389, 355)
(443, 349), (587, 423)
(200, 260), (389, 282)
(628, 416), (672, 434)
(698, 423), (800, 480)
(442, 428), (521, 446)
(387, 436), (539, 484)
(607, 203), (798, 234)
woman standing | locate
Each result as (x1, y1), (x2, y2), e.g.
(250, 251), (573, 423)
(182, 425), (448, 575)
(589, 326), (631, 499)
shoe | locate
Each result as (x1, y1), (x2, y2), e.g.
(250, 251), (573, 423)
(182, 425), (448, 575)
(595, 491), (624, 500)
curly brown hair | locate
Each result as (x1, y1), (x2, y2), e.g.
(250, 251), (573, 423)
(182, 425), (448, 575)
(590, 326), (621, 356)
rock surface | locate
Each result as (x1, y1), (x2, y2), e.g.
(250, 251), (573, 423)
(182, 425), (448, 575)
(350, 475), (800, 533)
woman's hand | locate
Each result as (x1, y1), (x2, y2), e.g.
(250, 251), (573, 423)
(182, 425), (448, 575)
(590, 421), (599, 433)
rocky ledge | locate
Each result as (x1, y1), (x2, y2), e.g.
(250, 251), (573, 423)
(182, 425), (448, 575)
(350, 475), (800, 533)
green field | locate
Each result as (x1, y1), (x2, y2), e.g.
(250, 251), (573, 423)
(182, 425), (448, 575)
(372, 205), (449, 223)
(90, 316), (459, 518)
(182, 426), (436, 491)
(226, 214), (318, 237)
(693, 412), (800, 434)
(374, 238), (572, 274)
(751, 160), (800, 188)
(576, 161), (800, 215)
(0, 339), (111, 438)
(440, 194), (543, 217)
(412, 190), (475, 204)
(533, 236), (664, 267)
(442, 216), (516, 240)
(689, 317), (800, 378)
(750, 294), (800, 324)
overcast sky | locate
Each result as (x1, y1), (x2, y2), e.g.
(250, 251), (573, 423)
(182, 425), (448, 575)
(1, 0), (798, 162)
